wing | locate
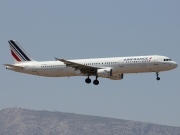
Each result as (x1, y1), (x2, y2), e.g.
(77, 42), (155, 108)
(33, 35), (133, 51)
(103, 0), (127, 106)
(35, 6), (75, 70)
(55, 57), (101, 75)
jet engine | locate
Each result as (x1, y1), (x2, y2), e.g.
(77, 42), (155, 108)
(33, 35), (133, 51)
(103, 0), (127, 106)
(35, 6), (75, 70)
(97, 68), (112, 78)
(109, 73), (124, 80)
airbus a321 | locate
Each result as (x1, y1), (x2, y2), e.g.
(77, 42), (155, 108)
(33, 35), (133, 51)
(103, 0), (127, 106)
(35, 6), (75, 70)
(4, 40), (178, 85)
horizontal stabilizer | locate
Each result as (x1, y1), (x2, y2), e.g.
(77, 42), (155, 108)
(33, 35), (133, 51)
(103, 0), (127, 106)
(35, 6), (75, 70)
(4, 64), (24, 69)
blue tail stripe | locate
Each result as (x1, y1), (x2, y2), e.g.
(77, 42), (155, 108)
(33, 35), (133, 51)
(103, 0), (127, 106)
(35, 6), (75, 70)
(9, 41), (26, 61)
(9, 40), (31, 61)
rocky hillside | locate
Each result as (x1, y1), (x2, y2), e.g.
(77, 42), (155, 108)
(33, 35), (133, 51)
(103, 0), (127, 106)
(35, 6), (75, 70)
(0, 108), (179, 135)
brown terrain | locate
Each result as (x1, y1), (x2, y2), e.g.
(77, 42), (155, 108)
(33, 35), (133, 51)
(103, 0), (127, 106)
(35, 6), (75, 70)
(0, 108), (179, 135)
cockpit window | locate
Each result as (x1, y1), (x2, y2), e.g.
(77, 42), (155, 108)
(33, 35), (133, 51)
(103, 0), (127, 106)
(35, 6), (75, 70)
(164, 59), (172, 61)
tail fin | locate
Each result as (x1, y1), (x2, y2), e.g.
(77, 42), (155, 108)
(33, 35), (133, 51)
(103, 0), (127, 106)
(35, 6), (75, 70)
(8, 40), (35, 63)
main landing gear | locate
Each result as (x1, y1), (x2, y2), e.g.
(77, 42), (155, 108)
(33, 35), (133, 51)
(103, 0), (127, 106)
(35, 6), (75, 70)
(85, 76), (99, 85)
(156, 72), (160, 81)
(93, 76), (99, 85)
(85, 77), (91, 84)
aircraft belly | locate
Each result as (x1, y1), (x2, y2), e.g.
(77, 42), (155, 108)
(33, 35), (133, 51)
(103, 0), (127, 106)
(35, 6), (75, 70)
(120, 64), (156, 73)
(59, 68), (75, 76)
(119, 64), (139, 73)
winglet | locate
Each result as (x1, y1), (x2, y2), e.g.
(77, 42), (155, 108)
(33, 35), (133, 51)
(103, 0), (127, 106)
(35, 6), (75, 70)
(54, 57), (66, 63)
(55, 57), (59, 61)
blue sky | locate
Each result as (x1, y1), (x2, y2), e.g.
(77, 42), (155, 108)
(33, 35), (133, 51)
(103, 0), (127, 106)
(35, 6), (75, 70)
(1, 1), (180, 127)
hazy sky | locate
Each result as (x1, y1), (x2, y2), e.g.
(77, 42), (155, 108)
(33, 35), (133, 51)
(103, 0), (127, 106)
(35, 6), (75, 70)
(1, 1), (180, 127)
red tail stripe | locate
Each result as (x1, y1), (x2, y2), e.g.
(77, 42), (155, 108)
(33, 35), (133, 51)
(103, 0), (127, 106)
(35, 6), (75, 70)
(11, 50), (21, 61)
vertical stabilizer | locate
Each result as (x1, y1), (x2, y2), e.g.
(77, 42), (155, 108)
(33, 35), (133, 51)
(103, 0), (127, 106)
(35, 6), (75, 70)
(8, 40), (35, 63)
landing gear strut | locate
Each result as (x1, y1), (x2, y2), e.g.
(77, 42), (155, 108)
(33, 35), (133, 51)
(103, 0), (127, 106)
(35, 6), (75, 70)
(93, 76), (99, 85)
(156, 72), (160, 81)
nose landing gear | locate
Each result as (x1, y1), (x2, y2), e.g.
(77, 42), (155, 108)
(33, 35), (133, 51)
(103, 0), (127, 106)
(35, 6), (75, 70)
(156, 72), (160, 81)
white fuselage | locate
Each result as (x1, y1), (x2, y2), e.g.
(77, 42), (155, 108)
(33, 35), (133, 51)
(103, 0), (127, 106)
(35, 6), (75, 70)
(7, 55), (178, 78)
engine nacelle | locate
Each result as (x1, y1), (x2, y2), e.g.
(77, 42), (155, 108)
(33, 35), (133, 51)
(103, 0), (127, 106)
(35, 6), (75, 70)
(97, 68), (112, 78)
(109, 74), (124, 80)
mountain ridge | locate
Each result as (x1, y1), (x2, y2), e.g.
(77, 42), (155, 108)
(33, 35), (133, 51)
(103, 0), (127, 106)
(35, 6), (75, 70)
(0, 108), (179, 135)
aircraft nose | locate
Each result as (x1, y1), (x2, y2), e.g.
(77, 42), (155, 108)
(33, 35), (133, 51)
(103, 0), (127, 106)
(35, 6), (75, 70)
(175, 63), (178, 68)
(173, 62), (178, 68)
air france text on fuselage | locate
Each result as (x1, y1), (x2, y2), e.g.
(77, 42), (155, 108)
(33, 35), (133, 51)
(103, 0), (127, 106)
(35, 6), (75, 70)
(124, 57), (150, 61)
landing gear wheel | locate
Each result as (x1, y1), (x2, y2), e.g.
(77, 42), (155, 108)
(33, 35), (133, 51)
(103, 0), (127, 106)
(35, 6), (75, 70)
(156, 72), (160, 81)
(156, 77), (160, 81)
(93, 80), (99, 85)
(85, 78), (91, 84)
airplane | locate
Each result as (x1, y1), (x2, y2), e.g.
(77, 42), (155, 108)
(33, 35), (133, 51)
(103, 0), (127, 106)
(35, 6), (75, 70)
(4, 40), (178, 85)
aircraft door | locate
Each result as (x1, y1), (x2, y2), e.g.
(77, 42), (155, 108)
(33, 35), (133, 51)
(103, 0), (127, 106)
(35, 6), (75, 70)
(153, 56), (159, 71)
(119, 61), (124, 68)
(32, 65), (37, 73)
(119, 60), (125, 72)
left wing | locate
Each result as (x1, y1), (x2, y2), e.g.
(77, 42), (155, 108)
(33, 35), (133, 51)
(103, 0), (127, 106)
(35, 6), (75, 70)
(55, 57), (101, 75)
